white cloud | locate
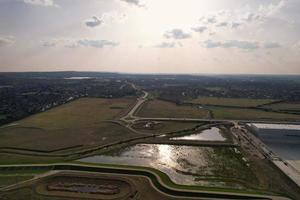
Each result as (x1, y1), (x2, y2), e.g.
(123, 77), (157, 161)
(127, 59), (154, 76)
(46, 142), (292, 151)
(203, 40), (259, 50)
(23, 0), (57, 7)
(203, 40), (222, 48)
(41, 41), (56, 47)
(200, 15), (217, 24)
(85, 13), (126, 28)
(65, 39), (119, 48)
(120, 0), (144, 7)
(164, 29), (191, 40)
(223, 40), (260, 50)
(85, 16), (103, 28)
(0, 36), (15, 47)
(41, 38), (119, 49)
(241, 0), (288, 24)
(195, 0), (290, 34)
(202, 40), (283, 51)
(259, 0), (286, 17)
(216, 22), (228, 27)
(154, 42), (177, 48)
(231, 22), (242, 28)
(264, 42), (281, 49)
(191, 26), (208, 33)
(243, 13), (263, 23)
(64, 42), (80, 49)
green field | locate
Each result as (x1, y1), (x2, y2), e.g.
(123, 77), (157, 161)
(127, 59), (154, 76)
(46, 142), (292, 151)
(188, 97), (275, 107)
(137, 99), (210, 118)
(131, 121), (200, 134)
(0, 98), (135, 152)
(210, 107), (300, 121)
(0, 176), (33, 188)
(0, 169), (47, 188)
(263, 102), (300, 111)
(0, 114), (6, 120)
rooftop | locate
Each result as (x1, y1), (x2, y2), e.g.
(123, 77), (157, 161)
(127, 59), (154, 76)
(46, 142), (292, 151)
(250, 123), (300, 131)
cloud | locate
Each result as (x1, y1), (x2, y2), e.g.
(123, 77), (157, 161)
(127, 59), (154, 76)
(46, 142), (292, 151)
(120, 0), (143, 7)
(259, 0), (286, 16)
(216, 22), (228, 27)
(64, 43), (79, 49)
(39, 38), (65, 48)
(203, 40), (260, 50)
(203, 40), (222, 48)
(223, 40), (260, 50)
(65, 39), (119, 48)
(231, 22), (242, 28)
(241, 0), (287, 24)
(41, 40), (57, 47)
(202, 40), (283, 51)
(154, 42), (177, 48)
(23, 0), (57, 7)
(85, 16), (103, 28)
(200, 15), (217, 24)
(264, 42), (281, 49)
(164, 29), (191, 40)
(0, 36), (15, 47)
(78, 40), (119, 48)
(191, 26), (207, 33)
(85, 13), (126, 28)
(243, 13), (263, 23)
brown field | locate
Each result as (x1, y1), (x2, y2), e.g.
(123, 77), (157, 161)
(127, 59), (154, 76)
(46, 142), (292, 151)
(188, 97), (275, 107)
(210, 107), (300, 121)
(0, 98), (135, 151)
(137, 99), (210, 119)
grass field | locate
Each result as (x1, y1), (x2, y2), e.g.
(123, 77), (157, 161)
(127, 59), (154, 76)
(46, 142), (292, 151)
(0, 176), (33, 188)
(132, 121), (200, 134)
(210, 107), (300, 121)
(188, 97), (275, 107)
(0, 169), (47, 188)
(263, 102), (300, 111)
(0, 98), (135, 151)
(137, 99), (210, 118)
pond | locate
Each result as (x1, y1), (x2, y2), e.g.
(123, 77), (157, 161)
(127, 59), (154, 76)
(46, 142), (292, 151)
(79, 144), (249, 189)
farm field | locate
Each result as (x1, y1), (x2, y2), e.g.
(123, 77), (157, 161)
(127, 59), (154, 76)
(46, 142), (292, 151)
(136, 99), (210, 118)
(210, 107), (300, 121)
(0, 153), (62, 165)
(262, 102), (300, 111)
(0, 98), (136, 152)
(188, 97), (275, 107)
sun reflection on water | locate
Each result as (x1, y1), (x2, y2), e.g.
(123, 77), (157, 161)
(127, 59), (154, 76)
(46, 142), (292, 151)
(157, 144), (177, 168)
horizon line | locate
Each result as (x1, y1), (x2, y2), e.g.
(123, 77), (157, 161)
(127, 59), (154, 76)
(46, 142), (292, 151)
(0, 70), (300, 76)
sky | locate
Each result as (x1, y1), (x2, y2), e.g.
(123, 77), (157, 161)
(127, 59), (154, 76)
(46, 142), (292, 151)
(0, 0), (300, 74)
